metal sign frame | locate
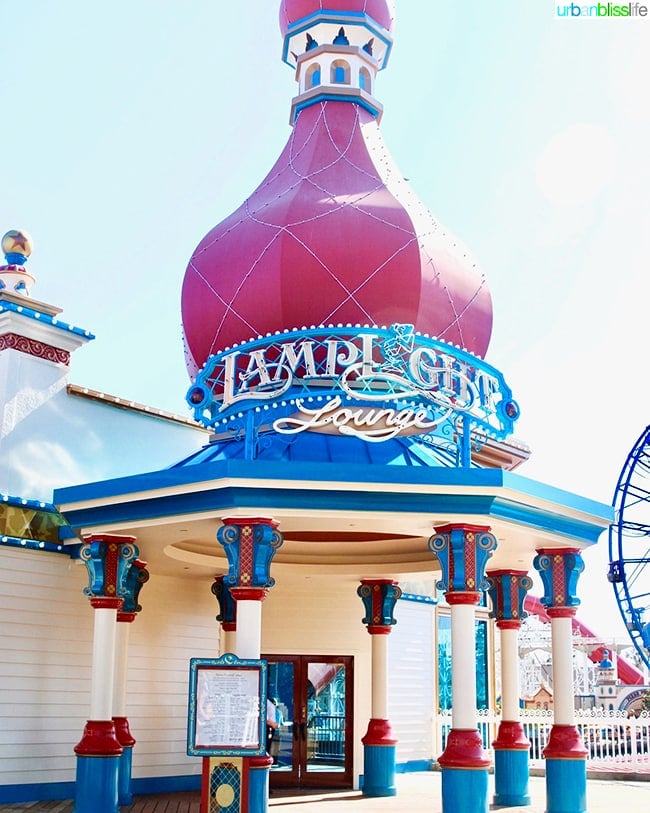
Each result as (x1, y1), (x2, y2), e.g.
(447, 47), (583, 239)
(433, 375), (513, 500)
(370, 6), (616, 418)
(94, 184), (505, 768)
(187, 324), (519, 450)
(187, 654), (268, 757)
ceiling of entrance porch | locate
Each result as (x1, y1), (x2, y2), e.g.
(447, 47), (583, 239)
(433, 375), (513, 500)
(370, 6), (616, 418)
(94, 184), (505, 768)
(61, 503), (604, 582)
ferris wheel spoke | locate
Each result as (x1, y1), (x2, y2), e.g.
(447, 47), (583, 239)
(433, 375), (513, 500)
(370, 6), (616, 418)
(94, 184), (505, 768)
(625, 570), (648, 590)
(619, 489), (650, 508)
(623, 549), (650, 583)
(624, 595), (650, 611)
(619, 524), (650, 538)
(634, 451), (650, 470)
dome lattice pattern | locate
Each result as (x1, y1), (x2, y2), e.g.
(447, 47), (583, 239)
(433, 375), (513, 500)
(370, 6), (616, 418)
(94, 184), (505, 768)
(182, 101), (492, 378)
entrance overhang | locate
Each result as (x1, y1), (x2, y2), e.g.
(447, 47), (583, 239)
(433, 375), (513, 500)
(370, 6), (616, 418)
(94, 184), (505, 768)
(54, 460), (612, 581)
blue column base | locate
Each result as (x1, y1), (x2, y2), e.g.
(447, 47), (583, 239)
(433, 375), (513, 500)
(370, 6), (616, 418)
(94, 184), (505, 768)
(545, 758), (586, 813)
(493, 748), (531, 806)
(441, 766), (489, 813)
(74, 755), (120, 813)
(247, 759), (270, 813)
(362, 744), (397, 797)
(117, 746), (134, 806)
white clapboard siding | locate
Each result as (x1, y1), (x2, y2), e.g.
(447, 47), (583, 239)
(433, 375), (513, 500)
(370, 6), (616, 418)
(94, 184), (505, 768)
(0, 548), (91, 787)
(388, 599), (435, 765)
(0, 546), (223, 790)
(262, 576), (371, 653)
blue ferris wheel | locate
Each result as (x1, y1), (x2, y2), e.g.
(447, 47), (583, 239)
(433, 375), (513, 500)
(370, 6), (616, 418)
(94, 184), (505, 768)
(608, 425), (650, 670)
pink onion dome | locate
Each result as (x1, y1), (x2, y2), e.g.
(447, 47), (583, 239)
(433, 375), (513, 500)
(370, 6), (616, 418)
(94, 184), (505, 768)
(279, 0), (396, 37)
(181, 2), (492, 380)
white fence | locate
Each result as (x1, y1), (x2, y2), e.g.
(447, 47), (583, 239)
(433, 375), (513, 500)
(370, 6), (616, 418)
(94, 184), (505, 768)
(436, 709), (650, 770)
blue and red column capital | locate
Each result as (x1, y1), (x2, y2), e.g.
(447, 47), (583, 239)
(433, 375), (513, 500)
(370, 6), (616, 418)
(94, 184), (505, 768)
(217, 517), (283, 592)
(357, 579), (401, 635)
(212, 574), (237, 631)
(80, 534), (140, 606)
(533, 548), (584, 616)
(428, 523), (497, 602)
(487, 569), (533, 629)
(117, 558), (149, 623)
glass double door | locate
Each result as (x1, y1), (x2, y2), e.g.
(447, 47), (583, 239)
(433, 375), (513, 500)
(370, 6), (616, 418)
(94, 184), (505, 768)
(264, 654), (353, 789)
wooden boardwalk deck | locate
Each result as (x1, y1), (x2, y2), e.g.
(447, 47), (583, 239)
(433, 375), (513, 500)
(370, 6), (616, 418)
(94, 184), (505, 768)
(0, 791), (201, 813)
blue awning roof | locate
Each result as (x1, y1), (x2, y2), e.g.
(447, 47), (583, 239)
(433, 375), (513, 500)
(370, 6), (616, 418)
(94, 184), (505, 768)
(169, 431), (465, 469)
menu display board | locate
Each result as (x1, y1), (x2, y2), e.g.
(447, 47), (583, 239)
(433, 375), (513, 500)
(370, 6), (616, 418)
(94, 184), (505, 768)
(187, 654), (267, 757)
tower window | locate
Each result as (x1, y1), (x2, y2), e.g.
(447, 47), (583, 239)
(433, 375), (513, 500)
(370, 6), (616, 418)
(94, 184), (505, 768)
(331, 60), (351, 85)
(306, 63), (321, 89)
(359, 67), (371, 92)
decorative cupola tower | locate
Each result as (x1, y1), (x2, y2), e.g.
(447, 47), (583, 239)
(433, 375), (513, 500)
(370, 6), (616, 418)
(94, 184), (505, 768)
(0, 229), (93, 368)
(0, 229), (36, 296)
(0, 229), (94, 494)
(594, 649), (619, 709)
(281, 0), (394, 122)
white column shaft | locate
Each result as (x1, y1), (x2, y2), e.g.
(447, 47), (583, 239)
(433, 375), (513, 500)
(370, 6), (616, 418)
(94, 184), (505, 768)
(90, 607), (118, 720)
(500, 627), (521, 722)
(113, 622), (131, 717)
(236, 601), (262, 659)
(551, 616), (575, 725)
(451, 603), (477, 730)
(371, 634), (389, 719)
(222, 628), (236, 656)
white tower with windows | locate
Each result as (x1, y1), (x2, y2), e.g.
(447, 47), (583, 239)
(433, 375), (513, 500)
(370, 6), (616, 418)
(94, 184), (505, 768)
(285, 14), (393, 122)
(594, 649), (619, 710)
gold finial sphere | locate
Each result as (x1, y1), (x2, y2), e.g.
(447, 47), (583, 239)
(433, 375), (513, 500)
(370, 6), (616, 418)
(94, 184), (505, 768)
(2, 229), (34, 260)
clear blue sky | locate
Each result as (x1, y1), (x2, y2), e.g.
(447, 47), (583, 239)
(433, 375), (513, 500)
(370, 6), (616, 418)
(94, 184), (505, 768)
(2, 2), (648, 641)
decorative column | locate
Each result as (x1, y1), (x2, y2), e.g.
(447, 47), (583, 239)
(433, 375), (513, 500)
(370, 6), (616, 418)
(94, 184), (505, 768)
(487, 570), (533, 807)
(357, 579), (401, 797)
(212, 574), (237, 655)
(534, 549), (587, 813)
(217, 517), (283, 813)
(428, 524), (497, 813)
(74, 535), (139, 813)
(113, 559), (149, 806)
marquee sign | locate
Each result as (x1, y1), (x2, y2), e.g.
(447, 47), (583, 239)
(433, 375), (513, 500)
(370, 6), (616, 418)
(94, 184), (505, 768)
(187, 324), (519, 445)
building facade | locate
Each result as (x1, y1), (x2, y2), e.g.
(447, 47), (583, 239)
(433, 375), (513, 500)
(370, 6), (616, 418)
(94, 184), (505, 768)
(1, 3), (613, 813)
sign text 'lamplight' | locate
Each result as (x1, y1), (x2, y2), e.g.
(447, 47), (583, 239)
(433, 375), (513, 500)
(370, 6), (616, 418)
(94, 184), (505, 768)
(187, 324), (519, 444)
